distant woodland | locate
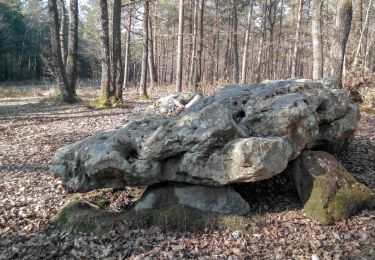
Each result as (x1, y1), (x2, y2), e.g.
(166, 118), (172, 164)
(0, 0), (374, 104)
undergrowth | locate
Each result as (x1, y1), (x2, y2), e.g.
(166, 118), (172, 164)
(0, 87), (46, 98)
(344, 67), (375, 109)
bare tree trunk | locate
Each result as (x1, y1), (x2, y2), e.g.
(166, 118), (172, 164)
(186, 0), (193, 83)
(112, 0), (123, 101)
(99, 0), (111, 101)
(176, 0), (184, 92)
(241, 0), (253, 84)
(48, 0), (74, 102)
(189, 0), (198, 85)
(153, 6), (158, 84)
(139, 0), (149, 98)
(59, 0), (67, 66)
(66, 0), (78, 95)
(232, 0), (239, 83)
(291, 0), (304, 78)
(193, 0), (204, 88)
(214, 0), (220, 82)
(223, 3), (232, 81)
(255, 1), (267, 83)
(197, 0), (204, 85)
(168, 25), (176, 84)
(353, 0), (372, 68)
(161, 38), (166, 84)
(267, 1), (277, 80)
(312, 0), (323, 79)
(353, 0), (363, 36)
(123, 4), (133, 89)
(364, 26), (373, 71)
(17, 26), (29, 80)
(148, 16), (156, 87)
(331, 0), (353, 88)
(275, 0), (284, 79)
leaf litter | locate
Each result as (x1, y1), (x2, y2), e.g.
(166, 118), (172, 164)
(0, 96), (374, 259)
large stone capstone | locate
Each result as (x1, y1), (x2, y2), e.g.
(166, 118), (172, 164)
(51, 78), (360, 193)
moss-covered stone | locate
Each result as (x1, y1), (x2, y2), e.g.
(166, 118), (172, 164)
(53, 200), (97, 233)
(328, 184), (374, 220)
(53, 196), (254, 234)
(291, 150), (374, 225)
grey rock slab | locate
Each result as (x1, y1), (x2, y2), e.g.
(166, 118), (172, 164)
(148, 92), (203, 115)
(51, 78), (359, 192)
(315, 103), (360, 146)
(119, 93), (203, 121)
(134, 182), (250, 215)
(161, 137), (293, 185)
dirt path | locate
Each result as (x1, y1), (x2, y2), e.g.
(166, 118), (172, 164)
(0, 97), (374, 259)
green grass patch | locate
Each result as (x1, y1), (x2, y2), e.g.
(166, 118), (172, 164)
(89, 96), (127, 109)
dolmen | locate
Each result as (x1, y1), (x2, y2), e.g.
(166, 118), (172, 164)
(51, 78), (374, 225)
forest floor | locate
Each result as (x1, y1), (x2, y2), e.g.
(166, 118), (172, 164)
(0, 86), (375, 259)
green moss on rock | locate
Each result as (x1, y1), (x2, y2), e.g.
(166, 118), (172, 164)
(291, 150), (374, 225)
(300, 175), (335, 225)
(328, 183), (374, 220)
(131, 204), (251, 232)
(53, 198), (253, 234)
(53, 201), (96, 233)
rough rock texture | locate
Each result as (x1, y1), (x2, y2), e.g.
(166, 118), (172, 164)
(51, 78), (359, 192)
(315, 103), (360, 149)
(145, 92), (203, 115)
(290, 150), (374, 225)
(134, 182), (250, 215)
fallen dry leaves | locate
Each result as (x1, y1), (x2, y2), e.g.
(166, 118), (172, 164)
(0, 92), (374, 259)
